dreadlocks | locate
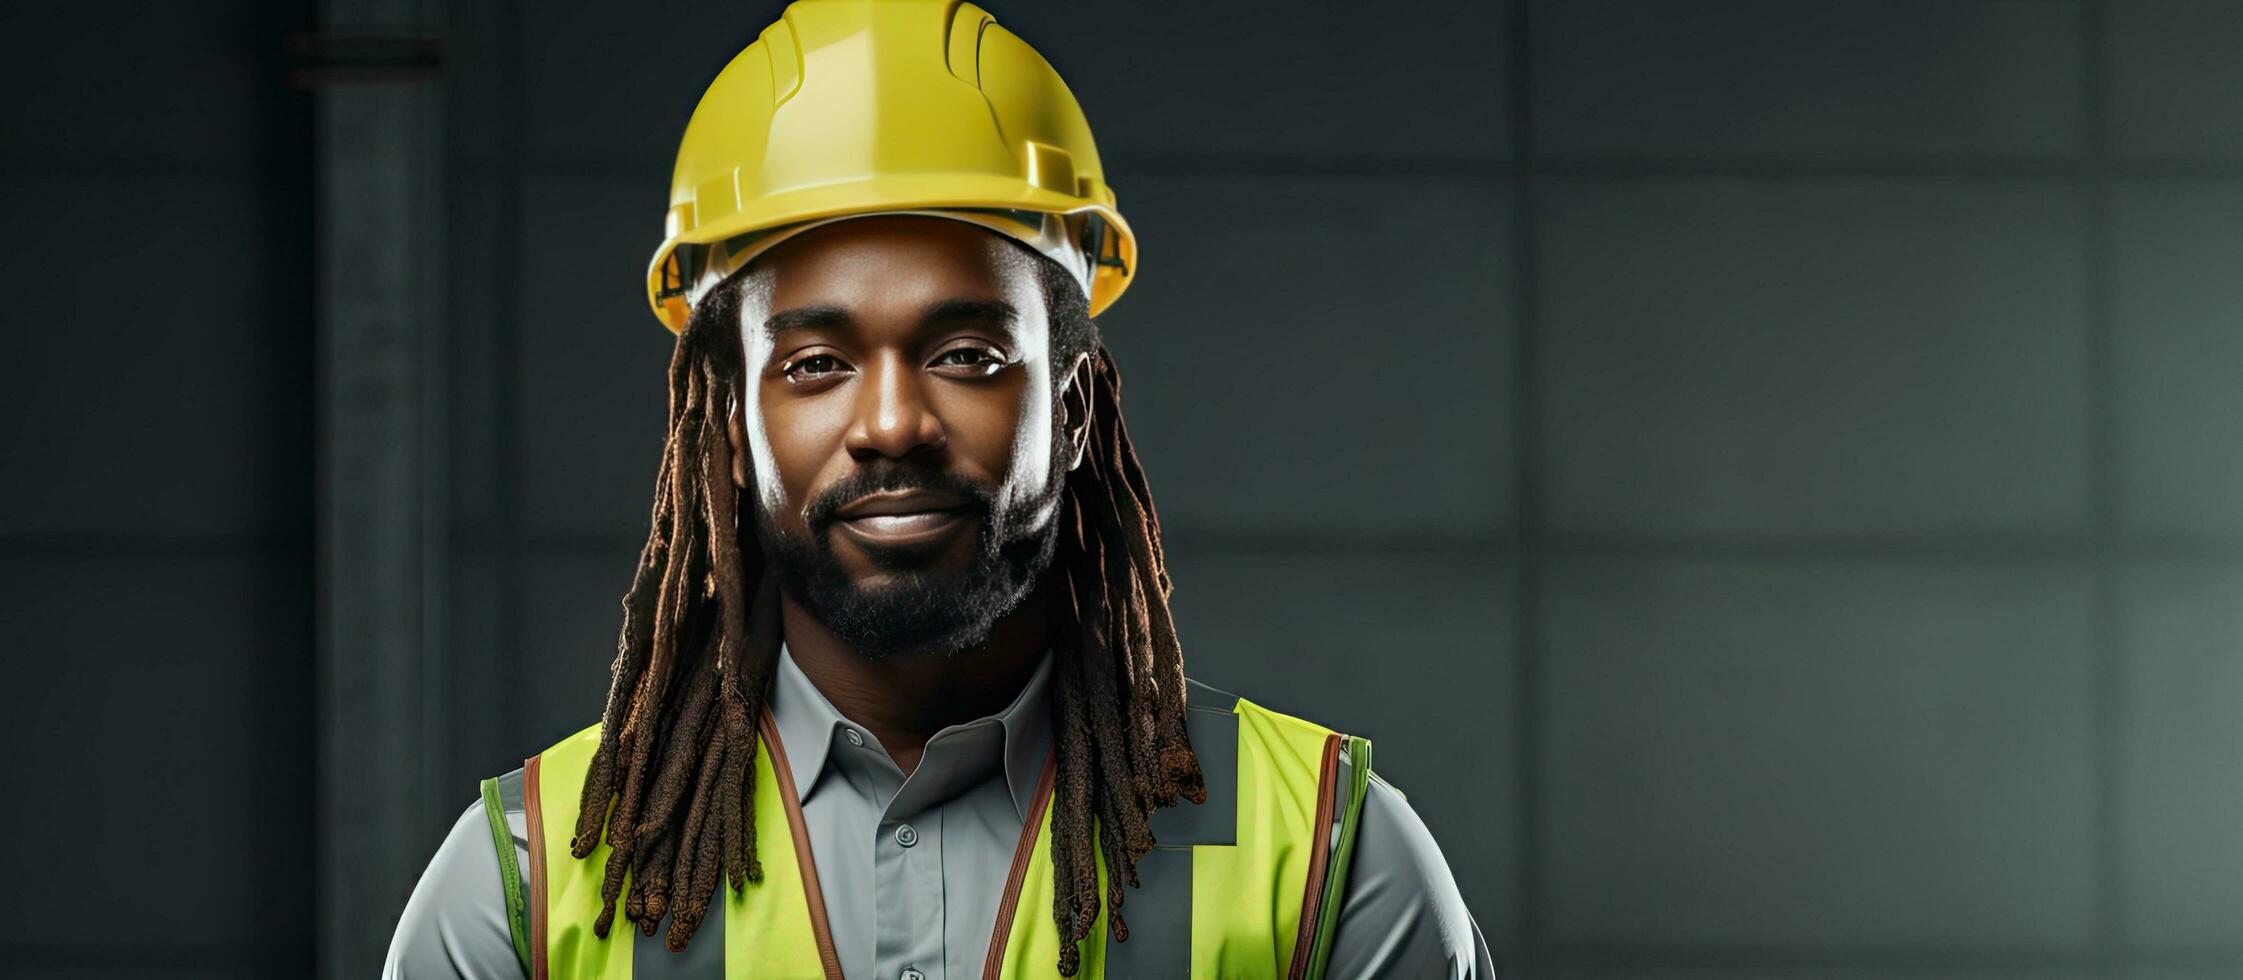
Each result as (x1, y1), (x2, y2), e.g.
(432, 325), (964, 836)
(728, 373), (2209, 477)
(568, 246), (1204, 976)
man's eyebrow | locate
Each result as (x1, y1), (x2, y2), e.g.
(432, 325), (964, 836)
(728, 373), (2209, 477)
(762, 304), (852, 338)
(761, 299), (1018, 339)
(922, 299), (1019, 329)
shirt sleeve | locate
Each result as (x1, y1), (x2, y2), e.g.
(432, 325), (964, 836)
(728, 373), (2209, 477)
(382, 799), (530, 980)
(1320, 775), (1498, 979)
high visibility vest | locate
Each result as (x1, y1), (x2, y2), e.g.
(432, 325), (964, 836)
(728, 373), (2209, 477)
(478, 680), (1374, 979)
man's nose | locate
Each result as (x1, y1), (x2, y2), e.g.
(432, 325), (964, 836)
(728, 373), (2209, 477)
(844, 351), (947, 460)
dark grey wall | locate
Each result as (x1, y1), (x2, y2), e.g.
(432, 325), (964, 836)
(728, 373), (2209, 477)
(10, 1), (2243, 979)
(0, 1), (316, 978)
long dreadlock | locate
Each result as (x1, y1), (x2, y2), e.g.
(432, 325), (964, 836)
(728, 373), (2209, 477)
(569, 248), (1203, 975)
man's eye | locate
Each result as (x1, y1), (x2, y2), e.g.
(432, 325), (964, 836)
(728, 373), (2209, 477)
(785, 354), (845, 381)
(934, 348), (1004, 374)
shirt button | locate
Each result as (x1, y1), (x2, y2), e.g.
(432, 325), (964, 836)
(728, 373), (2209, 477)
(895, 824), (918, 847)
(843, 727), (864, 746)
(901, 970), (925, 980)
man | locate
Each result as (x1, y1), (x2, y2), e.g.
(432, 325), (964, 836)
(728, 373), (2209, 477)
(386, 1), (1491, 977)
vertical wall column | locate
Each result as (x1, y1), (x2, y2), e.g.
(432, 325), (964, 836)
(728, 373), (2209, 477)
(310, 3), (448, 975)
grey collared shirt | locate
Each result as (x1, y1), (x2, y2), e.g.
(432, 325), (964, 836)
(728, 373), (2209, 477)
(385, 644), (1494, 978)
(770, 643), (1058, 980)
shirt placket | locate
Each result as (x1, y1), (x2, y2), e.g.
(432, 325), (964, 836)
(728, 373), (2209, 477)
(874, 799), (944, 980)
(846, 723), (1000, 980)
(789, 649), (1038, 980)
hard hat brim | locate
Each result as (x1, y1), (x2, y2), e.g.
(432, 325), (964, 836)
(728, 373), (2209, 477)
(646, 174), (1136, 333)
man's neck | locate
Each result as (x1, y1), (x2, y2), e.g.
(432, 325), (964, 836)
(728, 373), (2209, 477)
(777, 581), (1051, 775)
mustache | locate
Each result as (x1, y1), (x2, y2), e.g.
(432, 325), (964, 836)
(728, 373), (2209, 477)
(803, 465), (996, 534)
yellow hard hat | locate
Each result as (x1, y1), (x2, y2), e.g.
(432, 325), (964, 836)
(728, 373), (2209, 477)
(646, 0), (1137, 333)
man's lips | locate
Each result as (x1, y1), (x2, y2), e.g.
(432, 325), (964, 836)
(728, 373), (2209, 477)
(834, 488), (971, 519)
(831, 488), (974, 549)
(841, 509), (964, 533)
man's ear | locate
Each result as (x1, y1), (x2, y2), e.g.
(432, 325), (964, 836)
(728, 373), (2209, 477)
(1059, 350), (1094, 472)
(725, 390), (750, 489)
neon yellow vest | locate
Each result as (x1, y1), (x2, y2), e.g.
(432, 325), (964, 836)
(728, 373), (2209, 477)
(482, 681), (1373, 979)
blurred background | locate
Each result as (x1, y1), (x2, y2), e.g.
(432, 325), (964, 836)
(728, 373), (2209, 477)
(8, 0), (2243, 977)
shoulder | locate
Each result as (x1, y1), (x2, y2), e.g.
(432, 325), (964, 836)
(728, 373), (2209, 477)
(1182, 678), (1495, 976)
(381, 782), (531, 980)
(1325, 776), (1498, 978)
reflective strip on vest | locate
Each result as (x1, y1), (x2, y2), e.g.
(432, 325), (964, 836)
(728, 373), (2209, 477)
(507, 679), (1367, 979)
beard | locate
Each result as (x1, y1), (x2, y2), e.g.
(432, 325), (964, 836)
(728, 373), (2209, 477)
(755, 459), (1066, 661)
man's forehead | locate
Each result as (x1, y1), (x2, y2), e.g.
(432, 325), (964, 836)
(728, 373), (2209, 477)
(761, 217), (1033, 299)
(738, 216), (1047, 341)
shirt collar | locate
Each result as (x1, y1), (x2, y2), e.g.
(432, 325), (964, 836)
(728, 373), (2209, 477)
(766, 640), (1055, 822)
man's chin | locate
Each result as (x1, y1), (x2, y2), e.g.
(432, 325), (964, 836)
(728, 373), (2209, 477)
(765, 498), (1061, 661)
(810, 584), (1006, 661)
(778, 553), (993, 656)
